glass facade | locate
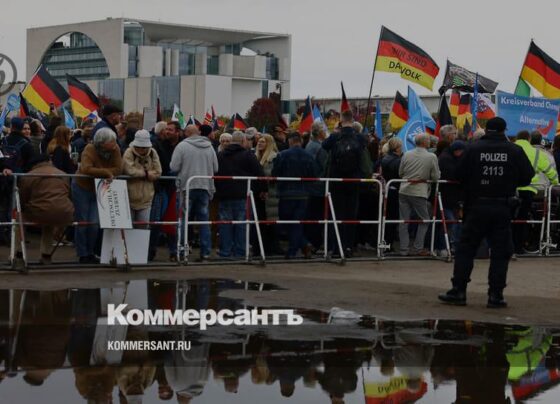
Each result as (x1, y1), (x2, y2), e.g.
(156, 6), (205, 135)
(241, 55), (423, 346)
(41, 32), (110, 81)
(151, 76), (180, 119)
(207, 55), (219, 75)
(97, 79), (124, 109)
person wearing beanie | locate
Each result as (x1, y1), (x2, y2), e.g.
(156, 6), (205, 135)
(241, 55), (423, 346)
(122, 129), (162, 227)
(439, 116), (535, 308)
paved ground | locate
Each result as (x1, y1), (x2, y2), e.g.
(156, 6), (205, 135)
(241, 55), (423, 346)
(1, 239), (559, 326)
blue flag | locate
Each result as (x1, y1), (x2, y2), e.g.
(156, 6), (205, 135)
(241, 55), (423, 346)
(408, 86), (436, 131)
(375, 100), (383, 138)
(0, 107), (8, 130)
(63, 107), (76, 129)
(397, 109), (425, 152)
(312, 105), (323, 122)
(471, 73), (479, 134)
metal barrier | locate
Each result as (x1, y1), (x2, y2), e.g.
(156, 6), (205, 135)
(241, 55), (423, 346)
(545, 184), (560, 255)
(182, 175), (384, 264)
(379, 179), (457, 260)
(1, 172), (181, 271)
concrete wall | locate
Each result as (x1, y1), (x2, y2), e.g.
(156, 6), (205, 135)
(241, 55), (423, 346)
(231, 79), (262, 117)
(233, 55), (255, 78)
(244, 36), (291, 81)
(26, 18), (127, 80)
(180, 75), (206, 118)
(124, 77), (152, 113)
(219, 54), (233, 76)
(204, 75), (232, 117)
(137, 46), (163, 77)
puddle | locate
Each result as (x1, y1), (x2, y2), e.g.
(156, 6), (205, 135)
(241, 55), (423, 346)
(0, 279), (559, 403)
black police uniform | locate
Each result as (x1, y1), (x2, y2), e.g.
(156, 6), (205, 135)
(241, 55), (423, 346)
(439, 119), (534, 308)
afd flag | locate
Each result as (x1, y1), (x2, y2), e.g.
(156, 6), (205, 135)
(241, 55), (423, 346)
(408, 86), (435, 131)
(63, 107), (76, 129)
(496, 91), (560, 139)
(397, 109), (425, 152)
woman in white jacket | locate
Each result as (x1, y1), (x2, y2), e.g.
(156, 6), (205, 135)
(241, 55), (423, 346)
(122, 130), (162, 227)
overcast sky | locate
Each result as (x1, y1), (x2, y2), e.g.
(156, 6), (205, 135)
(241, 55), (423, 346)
(2, 0), (559, 99)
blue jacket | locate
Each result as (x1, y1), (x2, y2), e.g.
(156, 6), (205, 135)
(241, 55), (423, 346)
(272, 146), (318, 198)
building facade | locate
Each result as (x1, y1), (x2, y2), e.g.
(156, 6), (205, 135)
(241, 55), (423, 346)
(25, 18), (291, 118)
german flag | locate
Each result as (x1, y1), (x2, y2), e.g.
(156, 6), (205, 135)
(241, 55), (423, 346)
(19, 93), (30, 118)
(66, 74), (99, 118)
(232, 113), (247, 131)
(22, 65), (68, 114)
(340, 82), (351, 113)
(375, 26), (440, 91)
(298, 97), (313, 134)
(456, 94), (472, 130)
(388, 91), (408, 130)
(520, 41), (560, 98)
(435, 96), (453, 137)
(449, 90), (460, 118)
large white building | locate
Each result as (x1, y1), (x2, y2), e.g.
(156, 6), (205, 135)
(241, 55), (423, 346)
(24, 18), (291, 118)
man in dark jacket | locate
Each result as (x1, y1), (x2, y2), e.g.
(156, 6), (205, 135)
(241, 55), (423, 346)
(216, 131), (265, 257)
(149, 121), (182, 261)
(435, 140), (466, 255)
(272, 132), (318, 258)
(322, 110), (372, 257)
(92, 104), (122, 138)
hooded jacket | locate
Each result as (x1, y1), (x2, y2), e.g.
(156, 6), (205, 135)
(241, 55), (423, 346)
(170, 135), (218, 196)
(216, 143), (265, 200)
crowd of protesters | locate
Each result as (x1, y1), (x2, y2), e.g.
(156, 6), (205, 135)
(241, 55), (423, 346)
(1, 104), (560, 268)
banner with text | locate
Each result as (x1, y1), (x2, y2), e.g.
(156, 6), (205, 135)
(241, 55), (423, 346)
(496, 91), (560, 139)
(95, 179), (133, 229)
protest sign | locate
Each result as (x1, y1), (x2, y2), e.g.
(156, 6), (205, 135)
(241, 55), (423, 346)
(496, 91), (560, 139)
(95, 179), (132, 229)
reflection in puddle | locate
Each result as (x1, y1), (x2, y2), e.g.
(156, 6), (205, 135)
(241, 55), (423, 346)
(0, 279), (559, 403)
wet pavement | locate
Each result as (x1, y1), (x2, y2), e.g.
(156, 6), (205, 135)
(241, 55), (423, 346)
(0, 279), (559, 403)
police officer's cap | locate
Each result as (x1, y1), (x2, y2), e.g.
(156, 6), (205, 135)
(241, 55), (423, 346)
(486, 117), (507, 133)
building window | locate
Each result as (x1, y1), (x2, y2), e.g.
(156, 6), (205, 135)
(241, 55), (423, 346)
(40, 32), (110, 81)
(152, 77), (180, 119)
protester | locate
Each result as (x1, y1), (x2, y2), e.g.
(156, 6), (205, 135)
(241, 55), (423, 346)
(73, 128), (122, 264)
(272, 132), (317, 258)
(272, 125), (288, 152)
(151, 121), (168, 143)
(92, 104), (122, 138)
(215, 131), (265, 257)
(322, 110), (372, 257)
(398, 133), (441, 256)
(1, 117), (35, 173)
(245, 127), (258, 151)
(122, 130), (162, 227)
(436, 140), (466, 255)
(13, 155), (75, 269)
(530, 130), (557, 191)
(513, 130), (558, 255)
(255, 133), (280, 255)
(40, 116), (62, 155)
(47, 126), (77, 174)
(380, 137), (403, 251)
(304, 122), (328, 251)
(149, 121), (182, 261)
(170, 124), (218, 260)
(71, 122), (94, 162)
(439, 117), (534, 308)
(218, 133), (232, 153)
(29, 120), (44, 156)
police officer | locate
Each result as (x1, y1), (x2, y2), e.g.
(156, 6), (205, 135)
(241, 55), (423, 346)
(438, 117), (534, 308)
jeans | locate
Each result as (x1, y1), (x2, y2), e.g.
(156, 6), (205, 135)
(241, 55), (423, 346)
(279, 198), (308, 257)
(184, 189), (211, 257)
(330, 183), (360, 252)
(72, 182), (99, 258)
(435, 208), (461, 251)
(218, 199), (247, 257)
(398, 193), (430, 254)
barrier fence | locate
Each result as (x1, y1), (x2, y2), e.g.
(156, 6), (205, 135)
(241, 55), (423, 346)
(2, 172), (560, 272)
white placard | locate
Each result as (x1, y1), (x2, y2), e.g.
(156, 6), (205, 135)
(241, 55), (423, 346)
(100, 229), (150, 265)
(95, 179), (133, 229)
(143, 107), (157, 131)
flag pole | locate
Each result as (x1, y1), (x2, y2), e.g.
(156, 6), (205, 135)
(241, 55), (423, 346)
(364, 27), (383, 133)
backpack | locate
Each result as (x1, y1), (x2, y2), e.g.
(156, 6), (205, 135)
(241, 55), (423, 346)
(1, 137), (28, 173)
(331, 133), (362, 177)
